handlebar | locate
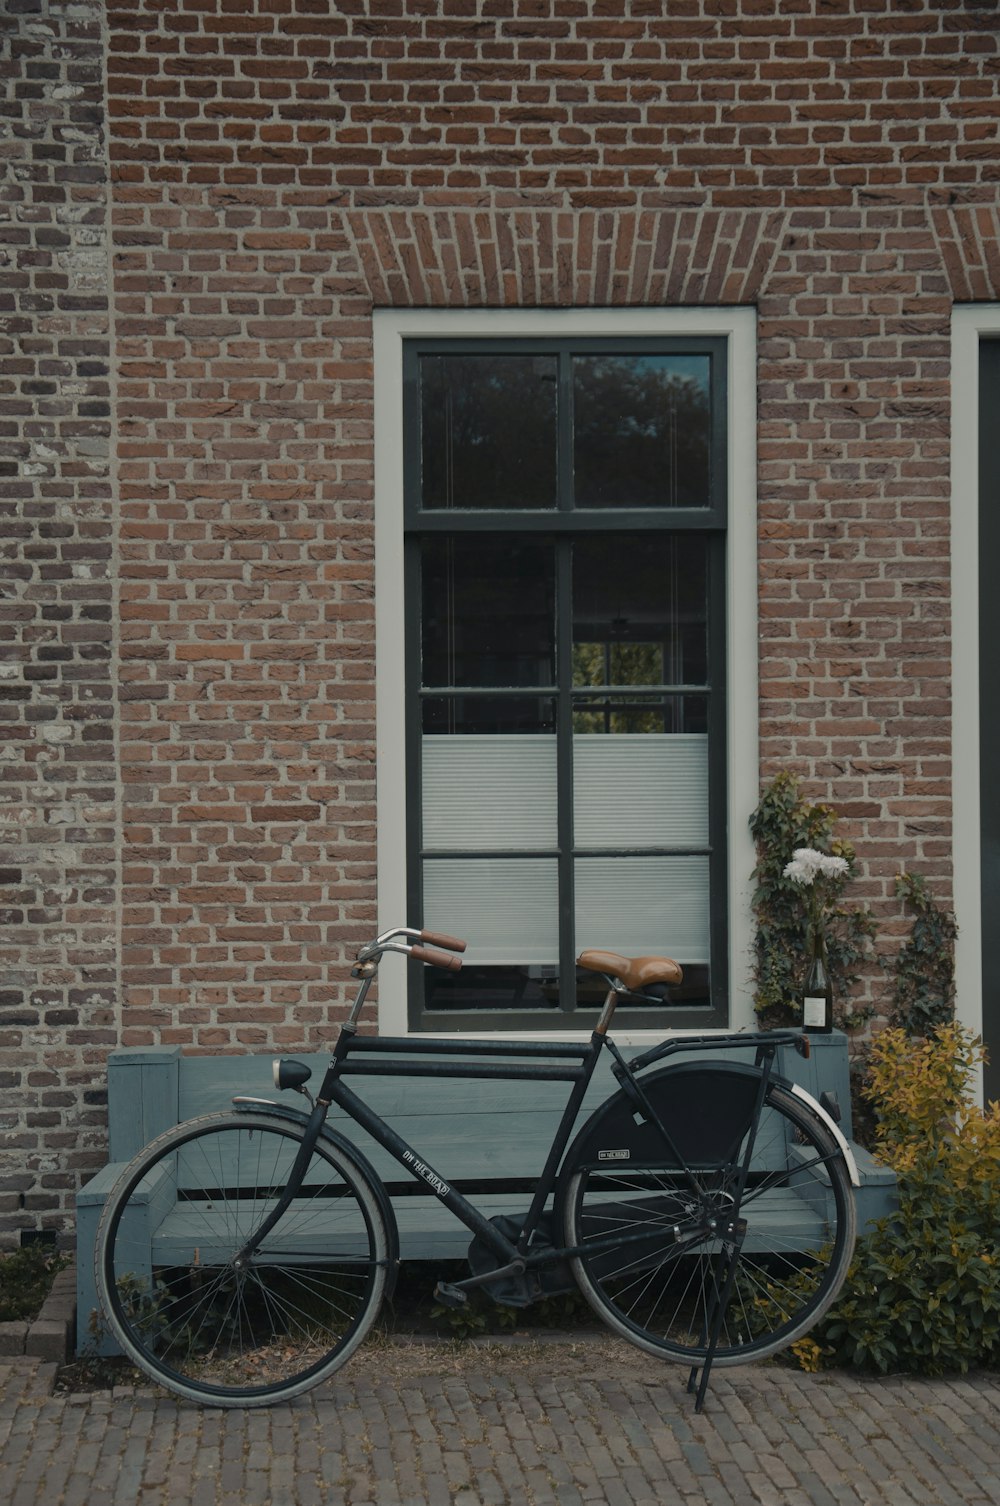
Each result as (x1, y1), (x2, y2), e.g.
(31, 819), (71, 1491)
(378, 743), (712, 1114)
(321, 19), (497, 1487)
(346, 925), (466, 1025)
(354, 926), (467, 971)
(409, 944), (463, 972)
(418, 929), (467, 955)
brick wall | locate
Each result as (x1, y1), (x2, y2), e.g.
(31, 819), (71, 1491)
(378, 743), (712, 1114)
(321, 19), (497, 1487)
(757, 202), (956, 906)
(1, 0), (114, 1243)
(4, 0), (1000, 1239)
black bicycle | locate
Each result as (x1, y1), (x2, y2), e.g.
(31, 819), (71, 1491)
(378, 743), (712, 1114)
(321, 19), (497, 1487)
(94, 925), (858, 1409)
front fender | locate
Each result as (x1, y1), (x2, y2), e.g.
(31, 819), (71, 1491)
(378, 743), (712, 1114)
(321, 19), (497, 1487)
(232, 1097), (401, 1291)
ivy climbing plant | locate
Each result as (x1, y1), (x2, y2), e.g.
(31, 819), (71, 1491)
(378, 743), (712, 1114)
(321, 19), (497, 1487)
(889, 872), (957, 1036)
(749, 771), (877, 1030)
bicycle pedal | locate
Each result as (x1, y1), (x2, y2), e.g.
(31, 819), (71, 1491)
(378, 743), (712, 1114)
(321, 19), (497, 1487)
(434, 1281), (468, 1309)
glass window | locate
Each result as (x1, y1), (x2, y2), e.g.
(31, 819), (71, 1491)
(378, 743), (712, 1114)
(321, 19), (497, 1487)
(421, 537), (556, 689)
(406, 340), (727, 1030)
(572, 354), (711, 508)
(420, 354), (558, 510)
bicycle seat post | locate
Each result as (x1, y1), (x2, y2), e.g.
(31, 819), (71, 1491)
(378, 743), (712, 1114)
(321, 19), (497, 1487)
(594, 984), (620, 1036)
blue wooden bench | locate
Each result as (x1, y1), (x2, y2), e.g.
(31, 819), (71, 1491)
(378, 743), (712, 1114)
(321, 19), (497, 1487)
(75, 1032), (896, 1355)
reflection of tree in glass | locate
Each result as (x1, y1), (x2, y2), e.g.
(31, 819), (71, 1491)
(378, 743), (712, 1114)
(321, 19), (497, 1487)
(421, 355), (558, 510)
(572, 641), (663, 688)
(572, 642), (669, 734)
(420, 352), (711, 511)
(573, 706), (667, 734)
(573, 357), (711, 509)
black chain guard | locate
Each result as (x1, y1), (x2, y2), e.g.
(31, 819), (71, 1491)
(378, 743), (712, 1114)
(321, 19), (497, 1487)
(467, 1213), (576, 1308)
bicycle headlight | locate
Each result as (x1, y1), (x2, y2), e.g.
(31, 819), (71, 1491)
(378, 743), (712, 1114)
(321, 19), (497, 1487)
(273, 1058), (313, 1093)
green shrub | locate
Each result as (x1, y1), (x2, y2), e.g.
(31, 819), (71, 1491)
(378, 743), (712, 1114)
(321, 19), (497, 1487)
(802, 1024), (1000, 1375)
(0, 1244), (67, 1323)
(749, 771), (876, 1029)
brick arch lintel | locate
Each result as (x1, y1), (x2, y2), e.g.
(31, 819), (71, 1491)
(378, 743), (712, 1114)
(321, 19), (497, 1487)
(343, 206), (792, 308)
(929, 205), (1000, 303)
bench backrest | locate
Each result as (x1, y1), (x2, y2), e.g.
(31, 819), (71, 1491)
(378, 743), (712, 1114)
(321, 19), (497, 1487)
(107, 1036), (854, 1191)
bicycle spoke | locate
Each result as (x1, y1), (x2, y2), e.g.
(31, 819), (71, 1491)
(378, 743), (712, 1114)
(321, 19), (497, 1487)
(100, 1115), (389, 1403)
(564, 1076), (855, 1366)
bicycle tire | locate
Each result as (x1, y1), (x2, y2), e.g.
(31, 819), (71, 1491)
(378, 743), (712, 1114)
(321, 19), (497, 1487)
(560, 1068), (856, 1366)
(94, 1111), (391, 1407)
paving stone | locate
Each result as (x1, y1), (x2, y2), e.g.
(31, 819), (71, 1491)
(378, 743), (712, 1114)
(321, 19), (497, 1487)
(0, 1323), (29, 1357)
(6, 1348), (1000, 1505)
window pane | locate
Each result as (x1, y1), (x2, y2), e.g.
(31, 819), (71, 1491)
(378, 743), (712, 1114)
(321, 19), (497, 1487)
(573, 733), (708, 848)
(575, 856), (710, 963)
(423, 858), (558, 966)
(573, 535), (708, 688)
(423, 696), (557, 735)
(420, 353), (558, 509)
(571, 694), (707, 735)
(423, 735), (557, 851)
(422, 964), (561, 1014)
(422, 537), (556, 687)
(573, 354), (711, 508)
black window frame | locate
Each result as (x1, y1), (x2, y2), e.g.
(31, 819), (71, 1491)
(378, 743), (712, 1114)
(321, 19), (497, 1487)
(402, 336), (730, 1033)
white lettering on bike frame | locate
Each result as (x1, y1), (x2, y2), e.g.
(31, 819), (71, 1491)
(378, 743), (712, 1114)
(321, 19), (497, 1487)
(402, 1148), (451, 1199)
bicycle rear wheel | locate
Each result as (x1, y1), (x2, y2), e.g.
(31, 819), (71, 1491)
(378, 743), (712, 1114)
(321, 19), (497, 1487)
(560, 1068), (856, 1365)
(94, 1111), (391, 1406)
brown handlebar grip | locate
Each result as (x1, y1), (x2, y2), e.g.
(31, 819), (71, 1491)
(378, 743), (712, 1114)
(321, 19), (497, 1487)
(420, 929), (467, 954)
(410, 945), (463, 972)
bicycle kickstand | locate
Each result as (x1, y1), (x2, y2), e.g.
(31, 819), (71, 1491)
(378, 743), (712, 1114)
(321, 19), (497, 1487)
(687, 1344), (717, 1414)
(687, 1327), (719, 1413)
(686, 1223), (746, 1413)
(687, 1303), (724, 1413)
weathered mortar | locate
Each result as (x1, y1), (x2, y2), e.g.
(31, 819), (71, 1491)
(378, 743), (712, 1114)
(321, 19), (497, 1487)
(4, 0), (1000, 1240)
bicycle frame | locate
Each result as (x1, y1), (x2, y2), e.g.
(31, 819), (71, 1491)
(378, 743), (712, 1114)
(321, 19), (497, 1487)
(320, 1027), (607, 1282)
(237, 925), (825, 1309)
(96, 920), (861, 1416)
(248, 1011), (807, 1302)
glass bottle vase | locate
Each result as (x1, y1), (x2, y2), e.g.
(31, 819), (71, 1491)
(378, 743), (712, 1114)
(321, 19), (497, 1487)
(802, 927), (833, 1034)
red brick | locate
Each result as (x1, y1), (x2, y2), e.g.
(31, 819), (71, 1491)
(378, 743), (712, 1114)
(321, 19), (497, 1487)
(10, 0), (1000, 1243)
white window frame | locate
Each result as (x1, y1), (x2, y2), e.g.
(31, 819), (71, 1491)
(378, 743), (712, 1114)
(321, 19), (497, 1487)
(951, 306), (1000, 1093)
(373, 306), (759, 1039)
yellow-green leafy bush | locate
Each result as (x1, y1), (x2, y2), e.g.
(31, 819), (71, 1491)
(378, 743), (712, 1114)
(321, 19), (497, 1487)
(804, 1024), (1000, 1374)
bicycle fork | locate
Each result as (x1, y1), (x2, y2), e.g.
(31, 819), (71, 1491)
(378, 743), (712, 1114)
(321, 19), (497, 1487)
(229, 1100), (331, 1268)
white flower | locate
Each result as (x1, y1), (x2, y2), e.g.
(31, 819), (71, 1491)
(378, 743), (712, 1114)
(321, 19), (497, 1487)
(782, 847), (850, 887)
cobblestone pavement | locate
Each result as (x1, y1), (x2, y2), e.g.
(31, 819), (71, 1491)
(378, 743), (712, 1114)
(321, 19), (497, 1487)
(3, 1338), (1000, 1506)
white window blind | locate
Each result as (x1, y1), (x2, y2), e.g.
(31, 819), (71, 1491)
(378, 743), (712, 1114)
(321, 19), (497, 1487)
(422, 857), (559, 966)
(575, 856), (710, 963)
(573, 733), (708, 847)
(422, 736), (557, 851)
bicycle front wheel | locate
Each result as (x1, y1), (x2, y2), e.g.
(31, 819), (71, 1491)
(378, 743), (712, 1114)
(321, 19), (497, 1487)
(561, 1073), (856, 1365)
(94, 1112), (391, 1406)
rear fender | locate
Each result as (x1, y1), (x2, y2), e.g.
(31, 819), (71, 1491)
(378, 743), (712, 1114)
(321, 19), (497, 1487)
(788, 1083), (861, 1187)
(232, 1097), (401, 1292)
